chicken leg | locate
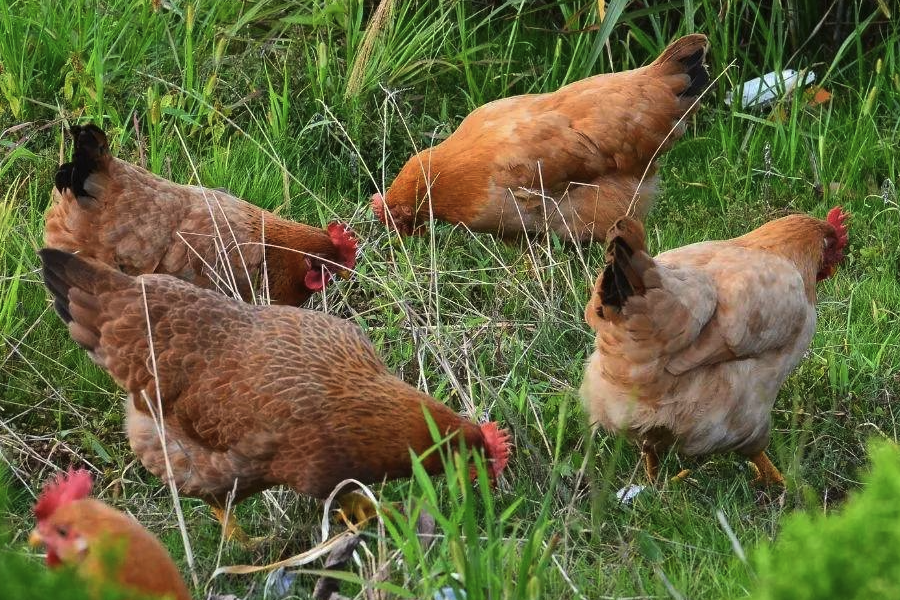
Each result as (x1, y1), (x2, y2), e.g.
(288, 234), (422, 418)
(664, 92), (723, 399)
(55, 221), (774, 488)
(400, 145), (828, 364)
(641, 441), (659, 483)
(334, 491), (379, 528)
(749, 452), (785, 487)
(641, 442), (692, 484)
(211, 506), (269, 550)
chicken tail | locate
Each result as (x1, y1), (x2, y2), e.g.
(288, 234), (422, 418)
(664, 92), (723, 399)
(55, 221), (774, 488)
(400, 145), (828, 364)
(55, 124), (111, 206)
(39, 248), (133, 354)
(651, 33), (710, 101)
(585, 216), (655, 326)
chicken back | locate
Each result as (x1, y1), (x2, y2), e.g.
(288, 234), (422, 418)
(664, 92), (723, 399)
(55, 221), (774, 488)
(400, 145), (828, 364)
(580, 208), (849, 484)
(373, 34), (709, 242)
(46, 124), (357, 306)
(39, 249), (511, 512)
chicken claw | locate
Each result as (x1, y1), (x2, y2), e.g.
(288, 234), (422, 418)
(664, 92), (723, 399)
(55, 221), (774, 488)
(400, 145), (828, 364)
(211, 506), (269, 550)
(749, 452), (786, 487)
(334, 491), (379, 529)
(669, 469), (692, 483)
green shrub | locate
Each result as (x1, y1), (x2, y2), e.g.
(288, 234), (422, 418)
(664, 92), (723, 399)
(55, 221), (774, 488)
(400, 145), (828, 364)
(752, 440), (900, 600)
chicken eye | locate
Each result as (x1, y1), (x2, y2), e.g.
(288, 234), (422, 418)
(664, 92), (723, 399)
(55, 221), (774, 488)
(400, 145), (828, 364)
(55, 525), (69, 537)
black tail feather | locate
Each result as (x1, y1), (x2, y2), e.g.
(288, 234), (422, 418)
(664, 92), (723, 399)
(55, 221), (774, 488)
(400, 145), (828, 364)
(653, 34), (710, 100)
(599, 238), (636, 310)
(40, 248), (135, 357)
(53, 297), (73, 324)
(54, 163), (76, 195)
(595, 217), (649, 317)
(55, 124), (110, 203)
(677, 47), (709, 99)
(39, 248), (81, 324)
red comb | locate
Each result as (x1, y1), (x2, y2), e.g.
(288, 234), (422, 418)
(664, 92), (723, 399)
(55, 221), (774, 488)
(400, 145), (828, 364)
(326, 222), (358, 270)
(33, 469), (93, 521)
(479, 422), (512, 479)
(371, 193), (386, 224)
(304, 223), (358, 291)
(826, 206), (849, 247)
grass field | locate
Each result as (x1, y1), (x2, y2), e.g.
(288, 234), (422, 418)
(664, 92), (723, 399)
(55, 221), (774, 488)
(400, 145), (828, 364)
(1, 1), (899, 598)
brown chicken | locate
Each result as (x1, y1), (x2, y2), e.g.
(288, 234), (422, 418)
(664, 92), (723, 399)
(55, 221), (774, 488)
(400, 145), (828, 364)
(580, 207), (849, 485)
(46, 124), (358, 306)
(39, 248), (511, 541)
(29, 468), (190, 600)
(372, 34), (709, 242)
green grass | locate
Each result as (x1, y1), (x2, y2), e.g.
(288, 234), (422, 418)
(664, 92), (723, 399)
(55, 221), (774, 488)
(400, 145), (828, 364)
(1, 0), (899, 598)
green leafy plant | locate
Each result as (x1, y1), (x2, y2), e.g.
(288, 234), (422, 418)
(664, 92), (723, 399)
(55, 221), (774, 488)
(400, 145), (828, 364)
(752, 440), (900, 599)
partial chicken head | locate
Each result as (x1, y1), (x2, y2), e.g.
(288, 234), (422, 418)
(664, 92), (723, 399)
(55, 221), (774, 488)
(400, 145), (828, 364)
(372, 191), (419, 236)
(818, 206), (849, 281)
(473, 422), (512, 482)
(30, 469), (94, 567)
(373, 155), (436, 237)
(304, 222), (359, 291)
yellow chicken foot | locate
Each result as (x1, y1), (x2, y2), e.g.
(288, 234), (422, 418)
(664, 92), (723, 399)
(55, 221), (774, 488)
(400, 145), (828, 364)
(749, 452), (785, 487)
(334, 491), (379, 529)
(641, 441), (660, 483)
(211, 506), (269, 550)
(670, 469), (692, 483)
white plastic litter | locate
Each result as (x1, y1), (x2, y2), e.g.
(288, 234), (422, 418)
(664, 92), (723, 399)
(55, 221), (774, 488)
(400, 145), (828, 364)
(616, 484), (647, 505)
(434, 587), (467, 600)
(725, 69), (816, 108)
(264, 567), (297, 598)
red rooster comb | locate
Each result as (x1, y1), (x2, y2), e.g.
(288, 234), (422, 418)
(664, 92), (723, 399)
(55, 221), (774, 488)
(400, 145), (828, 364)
(33, 469), (93, 522)
(326, 222), (358, 270)
(479, 422), (512, 479)
(826, 206), (849, 249)
(371, 193), (386, 224)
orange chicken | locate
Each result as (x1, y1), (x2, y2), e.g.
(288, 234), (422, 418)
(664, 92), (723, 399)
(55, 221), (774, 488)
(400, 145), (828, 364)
(47, 124), (357, 306)
(39, 249), (511, 539)
(29, 469), (190, 600)
(580, 208), (849, 485)
(372, 34), (709, 242)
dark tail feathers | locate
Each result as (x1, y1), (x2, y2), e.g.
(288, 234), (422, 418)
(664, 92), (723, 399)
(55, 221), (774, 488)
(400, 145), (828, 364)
(653, 33), (710, 99)
(40, 248), (82, 325)
(55, 124), (110, 204)
(598, 217), (649, 315)
(39, 248), (130, 351)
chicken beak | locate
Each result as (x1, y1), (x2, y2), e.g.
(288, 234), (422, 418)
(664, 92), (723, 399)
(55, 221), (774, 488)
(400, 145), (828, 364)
(337, 268), (351, 280)
(28, 529), (43, 548)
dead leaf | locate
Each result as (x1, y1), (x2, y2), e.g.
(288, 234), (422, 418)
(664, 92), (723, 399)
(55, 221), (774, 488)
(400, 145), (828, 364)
(312, 534), (362, 600)
(211, 530), (356, 578)
(415, 506), (437, 551)
(805, 86), (832, 107)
